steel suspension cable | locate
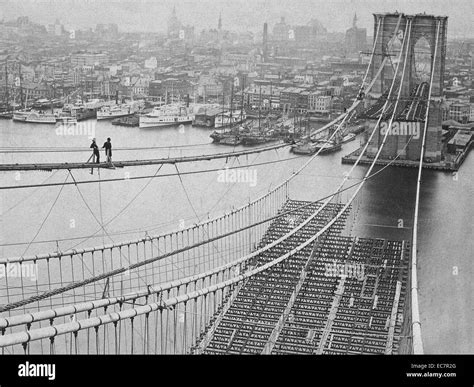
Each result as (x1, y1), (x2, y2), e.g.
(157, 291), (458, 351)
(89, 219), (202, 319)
(64, 164), (164, 251)
(411, 19), (441, 356)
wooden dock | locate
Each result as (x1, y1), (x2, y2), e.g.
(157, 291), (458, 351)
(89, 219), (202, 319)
(340, 147), (472, 172)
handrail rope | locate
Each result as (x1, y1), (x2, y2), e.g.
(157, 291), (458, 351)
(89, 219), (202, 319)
(0, 142), (215, 153)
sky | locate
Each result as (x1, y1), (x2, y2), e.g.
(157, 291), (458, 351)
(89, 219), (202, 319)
(0, 0), (472, 38)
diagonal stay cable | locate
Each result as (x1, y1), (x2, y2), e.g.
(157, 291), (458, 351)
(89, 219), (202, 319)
(67, 170), (150, 290)
(0, 170), (60, 217)
(64, 164), (164, 252)
(19, 171), (70, 259)
(171, 153), (260, 275)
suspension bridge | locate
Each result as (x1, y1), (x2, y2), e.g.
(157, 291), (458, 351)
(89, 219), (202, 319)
(0, 13), (448, 355)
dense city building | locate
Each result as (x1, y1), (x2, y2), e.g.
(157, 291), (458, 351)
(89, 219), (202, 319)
(0, 9), (471, 127)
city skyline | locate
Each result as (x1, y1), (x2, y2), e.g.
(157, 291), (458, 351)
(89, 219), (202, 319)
(0, 0), (473, 38)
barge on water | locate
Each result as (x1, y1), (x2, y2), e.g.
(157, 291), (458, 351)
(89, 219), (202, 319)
(291, 138), (342, 155)
(112, 115), (139, 127)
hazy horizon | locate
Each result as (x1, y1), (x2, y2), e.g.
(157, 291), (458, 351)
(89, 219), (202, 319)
(0, 0), (472, 38)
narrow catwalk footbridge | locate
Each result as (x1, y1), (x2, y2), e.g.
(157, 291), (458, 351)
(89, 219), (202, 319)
(0, 13), (447, 355)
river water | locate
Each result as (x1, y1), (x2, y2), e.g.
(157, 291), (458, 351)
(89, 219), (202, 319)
(0, 117), (472, 353)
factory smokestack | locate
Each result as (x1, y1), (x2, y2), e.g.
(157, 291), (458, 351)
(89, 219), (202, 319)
(263, 22), (268, 62)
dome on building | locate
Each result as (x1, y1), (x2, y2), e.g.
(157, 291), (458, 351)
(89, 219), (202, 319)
(307, 18), (327, 34)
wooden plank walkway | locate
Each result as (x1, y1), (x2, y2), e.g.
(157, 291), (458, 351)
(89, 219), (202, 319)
(0, 143), (289, 171)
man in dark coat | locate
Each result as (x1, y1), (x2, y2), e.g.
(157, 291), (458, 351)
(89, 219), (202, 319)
(90, 138), (100, 163)
(102, 137), (112, 164)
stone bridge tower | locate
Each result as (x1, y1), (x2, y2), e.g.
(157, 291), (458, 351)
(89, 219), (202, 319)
(365, 13), (448, 163)
(371, 13), (447, 98)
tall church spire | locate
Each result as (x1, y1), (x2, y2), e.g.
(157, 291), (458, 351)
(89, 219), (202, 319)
(218, 12), (222, 30)
(353, 13), (358, 28)
(168, 6), (181, 37)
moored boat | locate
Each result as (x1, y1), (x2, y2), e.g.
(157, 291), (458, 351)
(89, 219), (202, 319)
(290, 141), (318, 155)
(32, 98), (63, 109)
(97, 101), (142, 120)
(340, 133), (356, 143)
(240, 133), (277, 146)
(214, 110), (246, 129)
(0, 111), (13, 119)
(244, 106), (280, 119)
(314, 139), (342, 154)
(210, 130), (225, 143)
(139, 104), (194, 128)
(56, 116), (77, 124)
(219, 136), (242, 146)
(112, 115), (139, 127)
(350, 125), (366, 135)
(13, 109), (58, 124)
(70, 105), (97, 121)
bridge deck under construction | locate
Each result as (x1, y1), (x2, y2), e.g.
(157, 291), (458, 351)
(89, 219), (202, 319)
(196, 200), (409, 355)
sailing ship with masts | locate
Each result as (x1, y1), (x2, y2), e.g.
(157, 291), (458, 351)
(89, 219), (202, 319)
(211, 79), (283, 146)
(244, 82), (281, 119)
(291, 116), (344, 155)
(210, 76), (246, 145)
(1, 60), (22, 119)
(9, 63), (63, 124)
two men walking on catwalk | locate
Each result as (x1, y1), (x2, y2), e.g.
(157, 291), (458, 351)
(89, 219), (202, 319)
(89, 137), (114, 173)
